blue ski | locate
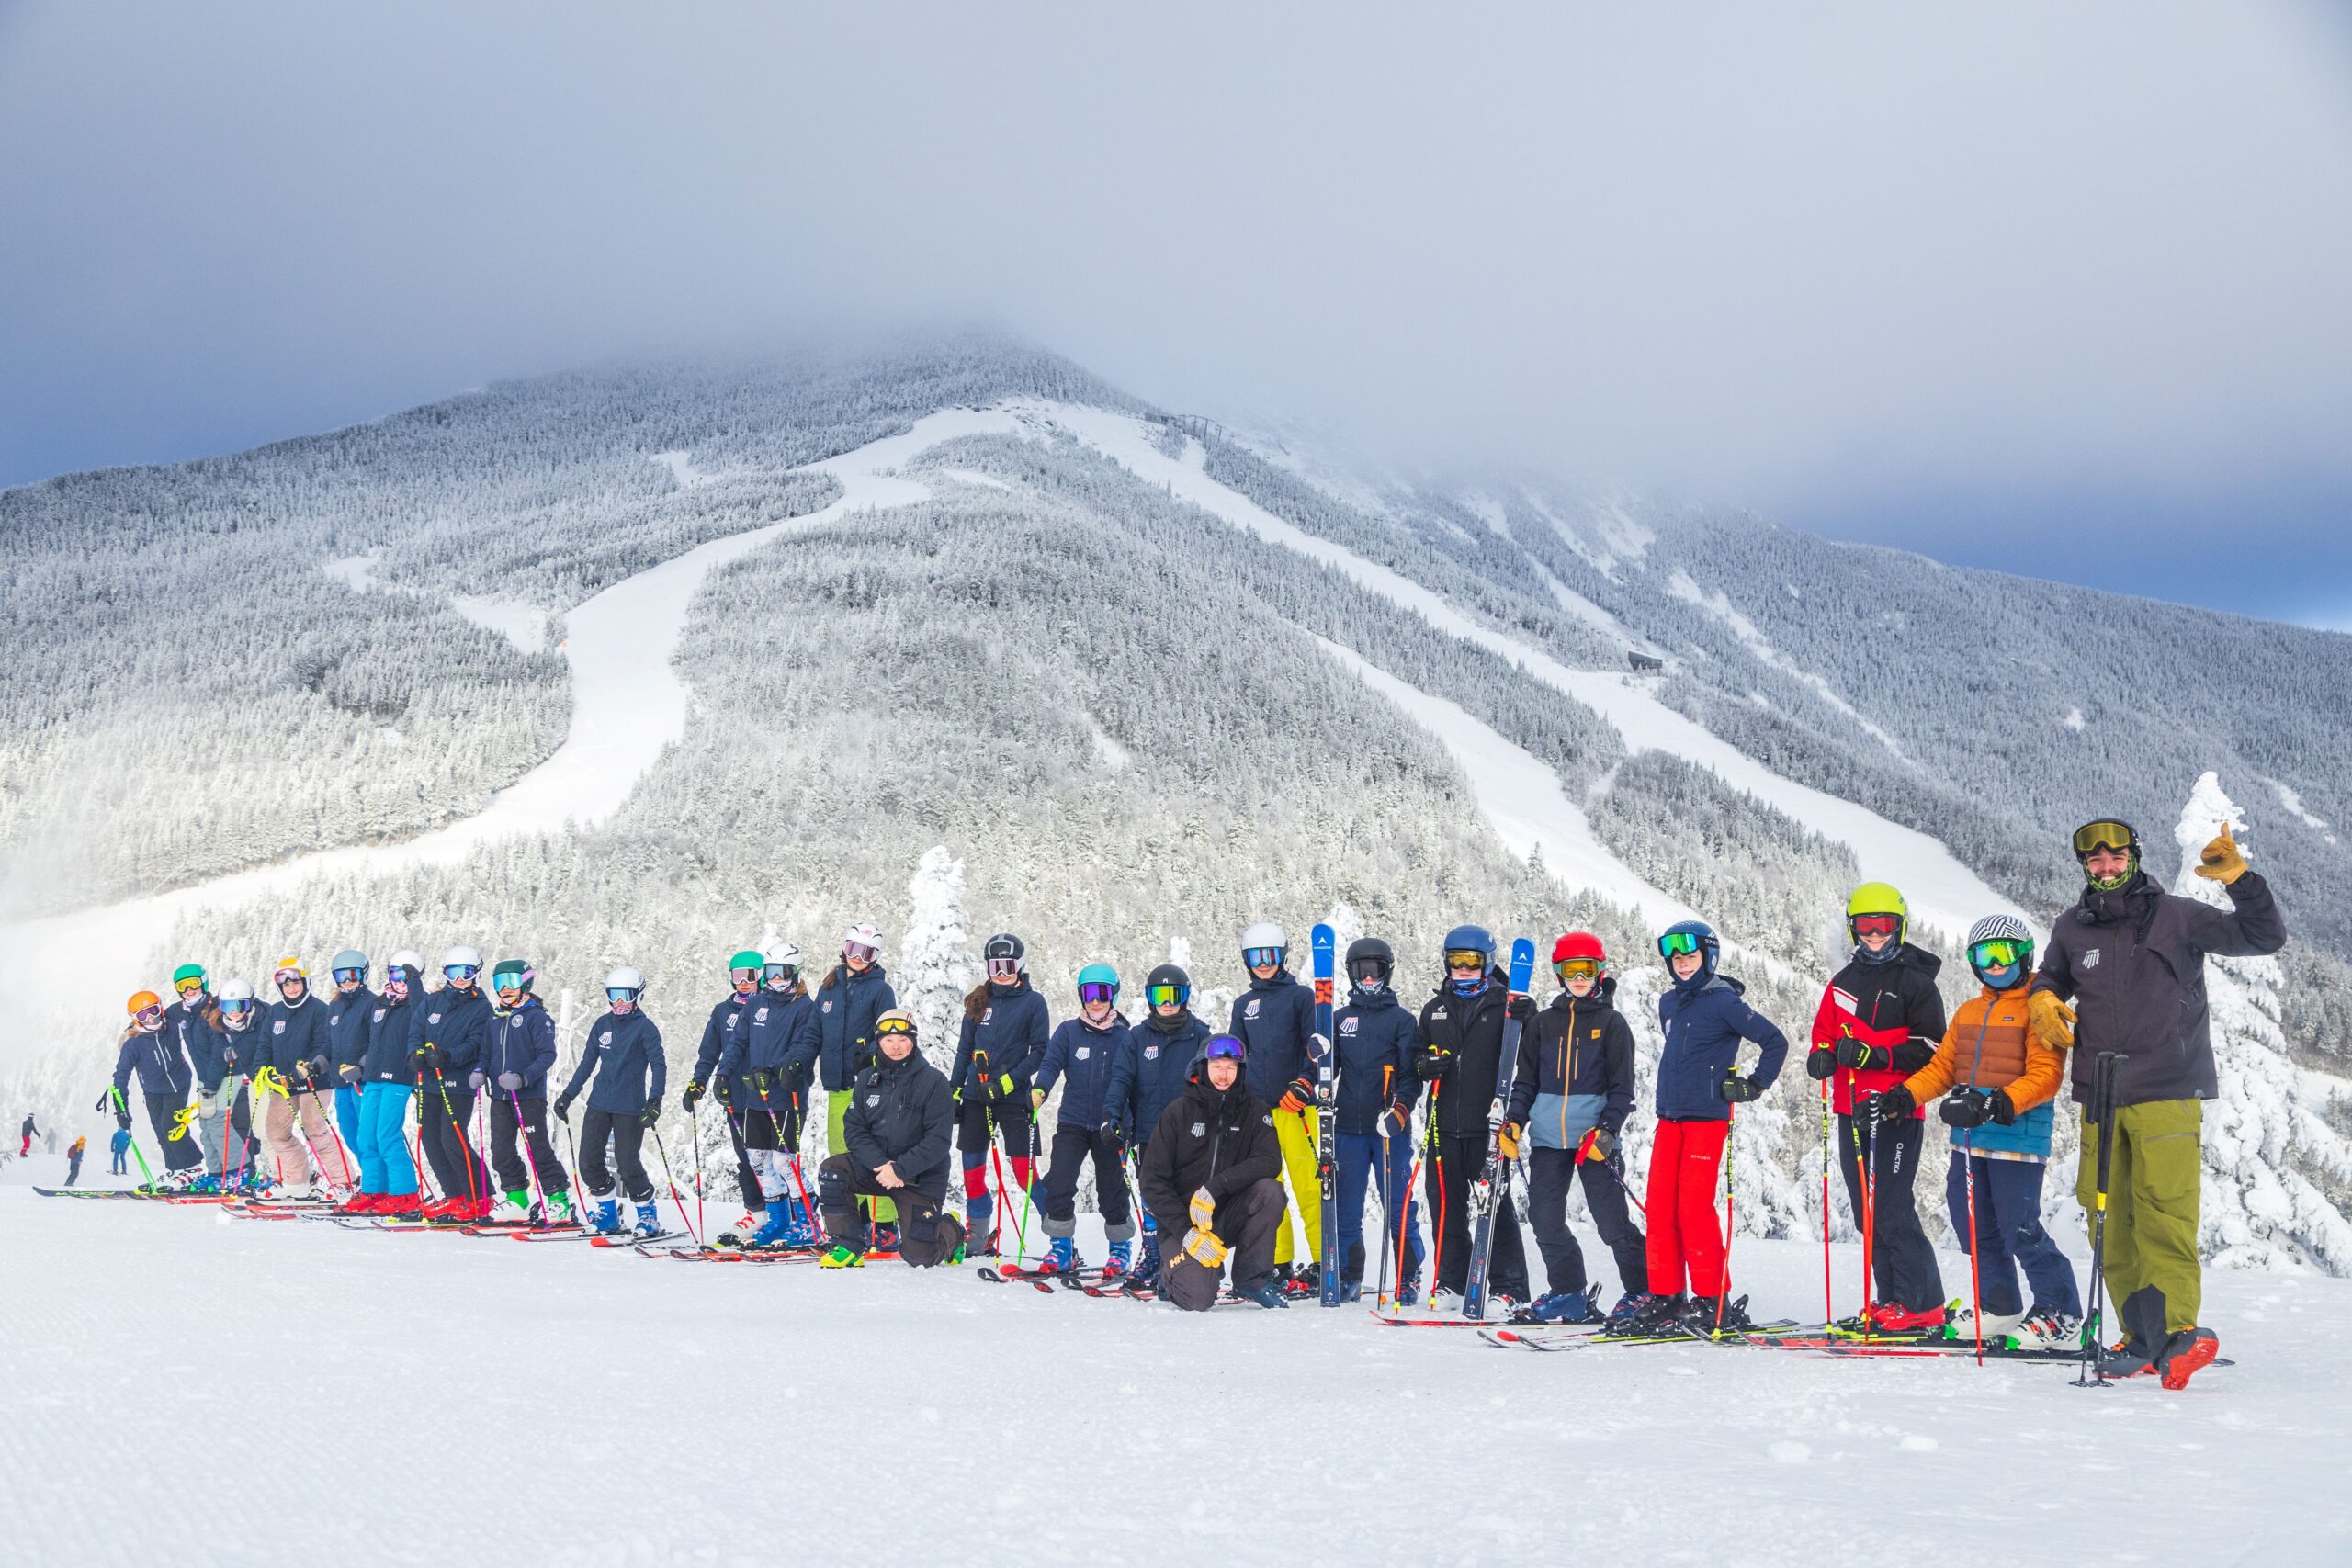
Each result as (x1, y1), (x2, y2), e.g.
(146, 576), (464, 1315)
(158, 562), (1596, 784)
(1312, 921), (1340, 1306)
(1462, 938), (1535, 1321)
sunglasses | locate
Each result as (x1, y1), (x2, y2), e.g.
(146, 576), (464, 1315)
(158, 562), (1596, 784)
(2073, 820), (2137, 856)
(1204, 1035), (1245, 1061)
(1970, 939), (2029, 970)
(1850, 914), (1901, 939)
(1657, 932), (1702, 958)
(1078, 982), (1118, 1006)
(1144, 984), (1187, 1009)
(986, 957), (1022, 979)
(876, 1018), (917, 1037)
(843, 942), (878, 965)
(1443, 950), (1487, 971)
(1242, 946), (1283, 970)
(445, 964), (479, 981)
(333, 968), (365, 985)
(1555, 958), (1601, 981)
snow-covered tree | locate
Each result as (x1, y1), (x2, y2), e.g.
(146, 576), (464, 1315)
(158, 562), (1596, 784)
(898, 845), (978, 1077)
(2174, 773), (2352, 1274)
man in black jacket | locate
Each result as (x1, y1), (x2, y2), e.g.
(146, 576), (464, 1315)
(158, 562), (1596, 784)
(2030, 818), (2287, 1387)
(1138, 1034), (1288, 1310)
(1409, 926), (1532, 1306)
(816, 1010), (964, 1268)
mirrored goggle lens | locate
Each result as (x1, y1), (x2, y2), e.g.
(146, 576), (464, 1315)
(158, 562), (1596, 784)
(446, 964), (479, 980)
(1555, 959), (1601, 980)
(731, 968), (759, 984)
(1444, 950), (1487, 971)
(843, 942), (878, 965)
(1144, 984), (1186, 1008)
(1078, 982), (1118, 1005)
(220, 999), (253, 1014)
(133, 1006), (163, 1027)
(333, 968), (365, 984)
(1204, 1036), (1246, 1061)
(1658, 932), (1702, 957)
(275, 971), (305, 987)
(1850, 914), (1901, 938)
(1348, 960), (1389, 983)
(1242, 947), (1283, 970)
(876, 1018), (916, 1036)
(2073, 820), (2136, 856)
(986, 957), (1022, 979)
(608, 987), (640, 1004)
(763, 965), (797, 984)
(1970, 939), (2026, 969)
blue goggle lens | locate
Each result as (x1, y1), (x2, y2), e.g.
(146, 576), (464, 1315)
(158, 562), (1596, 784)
(1204, 1035), (1245, 1061)
(446, 964), (479, 980)
(1243, 947), (1283, 969)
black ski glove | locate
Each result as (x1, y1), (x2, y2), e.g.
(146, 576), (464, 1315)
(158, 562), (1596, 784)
(1414, 1046), (1452, 1082)
(640, 1100), (662, 1127)
(1804, 1048), (1838, 1082)
(1890, 1041), (1937, 1075)
(1984, 1088), (2017, 1125)
(554, 1090), (577, 1121)
(682, 1080), (706, 1114)
(413, 1045), (447, 1073)
(1858, 1087), (1915, 1124)
(1098, 1117), (1126, 1152)
(1506, 994), (1535, 1023)
(1834, 1038), (1889, 1072)
(338, 1064), (364, 1086)
(714, 1078), (733, 1108)
(1939, 1089), (2014, 1129)
(116, 1111), (133, 1131)
(749, 1068), (774, 1096)
(1719, 1075), (1762, 1104)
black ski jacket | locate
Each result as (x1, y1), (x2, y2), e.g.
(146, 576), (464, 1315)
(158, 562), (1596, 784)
(1411, 972), (1513, 1137)
(1506, 978), (1638, 1147)
(1137, 1073), (1283, 1243)
(842, 1048), (955, 1200)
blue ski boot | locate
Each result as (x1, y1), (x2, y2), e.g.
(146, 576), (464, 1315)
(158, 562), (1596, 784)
(632, 1201), (662, 1238)
(1130, 1232), (1161, 1292)
(1040, 1236), (1077, 1275)
(1102, 1237), (1133, 1280)
(780, 1200), (820, 1247)
(1515, 1284), (1603, 1325)
(746, 1202), (801, 1249)
(590, 1195), (624, 1235)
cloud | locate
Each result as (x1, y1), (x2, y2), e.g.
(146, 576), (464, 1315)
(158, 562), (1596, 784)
(3, 1), (2348, 615)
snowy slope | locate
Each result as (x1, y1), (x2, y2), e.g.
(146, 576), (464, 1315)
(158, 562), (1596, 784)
(6, 1187), (2346, 1567)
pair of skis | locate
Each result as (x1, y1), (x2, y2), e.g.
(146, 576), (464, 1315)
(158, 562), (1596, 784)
(1462, 939), (1537, 1321)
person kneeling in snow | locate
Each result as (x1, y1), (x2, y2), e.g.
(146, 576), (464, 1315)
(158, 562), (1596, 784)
(1137, 1033), (1290, 1310)
(816, 1009), (964, 1267)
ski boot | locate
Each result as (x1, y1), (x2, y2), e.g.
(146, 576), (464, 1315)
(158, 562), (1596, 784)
(1102, 1237), (1132, 1280)
(162, 1167), (203, 1193)
(869, 1222), (900, 1256)
(718, 1208), (769, 1247)
(379, 1192), (423, 1219)
(2155, 1326), (2221, 1390)
(965, 1193), (995, 1255)
(819, 1241), (865, 1269)
(1514, 1284), (1604, 1326)
(1394, 1273), (1421, 1308)
(2097, 1334), (2159, 1379)
(337, 1190), (379, 1214)
(1038, 1236), (1077, 1276)
(1282, 1264), (1321, 1300)
(633, 1201), (663, 1238)
(1128, 1233), (1162, 1293)
(744, 1202), (803, 1250)
(1238, 1276), (1290, 1309)
(488, 1191), (534, 1224)
(2004, 1309), (2085, 1354)
(590, 1195), (624, 1235)
(780, 1201), (819, 1247)
(541, 1191), (575, 1226)
(1941, 1303), (2027, 1344)
(1336, 1269), (1363, 1304)
(1685, 1292), (1757, 1336)
(1604, 1292), (1684, 1337)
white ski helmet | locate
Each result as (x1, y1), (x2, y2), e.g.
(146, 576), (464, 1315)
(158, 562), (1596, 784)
(388, 950), (424, 976)
(217, 976), (254, 1003)
(842, 923), (883, 962)
(764, 942), (802, 974)
(605, 964), (647, 993)
(1240, 921), (1287, 962)
(441, 943), (483, 974)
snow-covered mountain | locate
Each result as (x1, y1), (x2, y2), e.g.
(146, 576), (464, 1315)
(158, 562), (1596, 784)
(5, 333), (2346, 1267)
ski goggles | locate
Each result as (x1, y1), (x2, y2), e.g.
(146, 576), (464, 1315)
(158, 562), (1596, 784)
(1347, 959), (1391, 986)
(763, 964), (798, 985)
(2073, 819), (2138, 856)
(220, 998), (254, 1016)
(1144, 983), (1189, 1009)
(842, 942), (879, 966)
(175, 976), (207, 996)
(607, 987), (641, 1006)
(876, 1016), (917, 1038)
(986, 956), (1022, 980)
(1554, 958), (1602, 982)
(383, 976), (410, 998)
(1242, 946), (1284, 970)
(1849, 914), (1901, 939)
(730, 967), (760, 985)
(445, 964), (480, 981)
(1078, 981), (1119, 1006)
(274, 969), (307, 987)
(131, 1004), (164, 1029)
(1443, 949), (1489, 972)
(1203, 1034), (1246, 1062)
(333, 967), (366, 985)
(1969, 938), (2029, 971)
(1657, 931), (1703, 958)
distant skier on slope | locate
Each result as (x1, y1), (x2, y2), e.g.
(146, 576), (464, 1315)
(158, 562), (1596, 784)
(1411, 926), (1531, 1311)
(950, 934), (1050, 1263)
(1622, 920), (1788, 1337)
(1226, 921), (1325, 1294)
(557, 964), (669, 1239)
(1030, 963), (1137, 1274)
(684, 950), (767, 1237)
(1860, 915), (2080, 1350)
(19, 1111), (36, 1158)
(815, 1010), (962, 1268)
(1804, 883), (1948, 1333)
(1101, 963), (1211, 1291)
(2030, 818), (2285, 1388)
(1137, 1032), (1290, 1310)
(709, 948), (820, 1248)
(1501, 932), (1646, 1325)
(105, 988), (201, 1186)
(66, 1134), (85, 1187)
(1329, 937), (1425, 1303)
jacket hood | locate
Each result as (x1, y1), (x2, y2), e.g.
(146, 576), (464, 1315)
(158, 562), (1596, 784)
(1249, 969), (1299, 992)
(1855, 942), (1943, 979)
(2077, 872), (2161, 928)
(1548, 976), (1619, 1011)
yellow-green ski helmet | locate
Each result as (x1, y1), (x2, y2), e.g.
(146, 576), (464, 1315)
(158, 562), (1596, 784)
(1845, 882), (1908, 946)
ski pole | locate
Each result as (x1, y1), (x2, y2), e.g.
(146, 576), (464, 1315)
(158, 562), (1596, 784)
(1012, 1105), (1041, 1264)
(107, 1086), (158, 1191)
(1960, 1009), (1996, 1368)
(505, 1086), (551, 1221)
(691, 1098), (706, 1239)
(2075, 1051), (2121, 1390)
(785, 1095), (817, 1235)
(431, 1071), (480, 1212)
(1716, 1105), (1736, 1336)
(1820, 1075), (1834, 1328)
(1392, 1151), (1423, 1308)
(1581, 1138), (1647, 1223)
(647, 1122), (701, 1247)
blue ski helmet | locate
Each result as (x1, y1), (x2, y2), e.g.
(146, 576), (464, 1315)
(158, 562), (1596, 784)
(1441, 925), (1495, 962)
(1657, 920), (1720, 985)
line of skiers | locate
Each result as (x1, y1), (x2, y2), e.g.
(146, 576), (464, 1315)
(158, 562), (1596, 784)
(87, 818), (2281, 1373)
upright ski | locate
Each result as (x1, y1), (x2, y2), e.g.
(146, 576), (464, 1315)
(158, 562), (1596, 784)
(1461, 937), (1535, 1321)
(1312, 921), (1340, 1307)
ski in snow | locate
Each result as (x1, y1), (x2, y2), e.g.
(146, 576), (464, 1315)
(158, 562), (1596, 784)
(1462, 937), (1534, 1322)
(1312, 919), (1340, 1308)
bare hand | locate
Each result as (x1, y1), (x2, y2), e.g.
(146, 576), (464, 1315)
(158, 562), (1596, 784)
(875, 1161), (905, 1190)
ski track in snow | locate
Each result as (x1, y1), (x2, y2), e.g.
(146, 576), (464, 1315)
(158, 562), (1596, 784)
(6, 1186), (2344, 1566)
(0, 408), (1032, 1063)
(1027, 401), (2025, 944)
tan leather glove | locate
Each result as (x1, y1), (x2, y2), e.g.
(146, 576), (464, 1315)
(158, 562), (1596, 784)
(2028, 990), (2077, 1051)
(1182, 1226), (1229, 1269)
(1189, 1186), (1216, 1231)
(2195, 824), (2248, 885)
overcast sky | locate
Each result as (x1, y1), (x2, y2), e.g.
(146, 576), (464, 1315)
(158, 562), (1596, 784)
(4, 3), (2348, 627)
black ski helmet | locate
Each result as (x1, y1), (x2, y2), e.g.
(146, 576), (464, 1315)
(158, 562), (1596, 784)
(983, 933), (1026, 969)
(1345, 937), (1394, 987)
(1144, 963), (1192, 1006)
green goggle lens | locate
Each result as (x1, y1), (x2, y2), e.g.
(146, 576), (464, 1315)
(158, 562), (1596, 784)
(1657, 931), (1702, 957)
(1144, 984), (1186, 1008)
(1971, 939), (2028, 970)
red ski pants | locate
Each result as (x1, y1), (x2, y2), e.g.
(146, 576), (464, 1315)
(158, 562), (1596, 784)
(1645, 1118), (1730, 1297)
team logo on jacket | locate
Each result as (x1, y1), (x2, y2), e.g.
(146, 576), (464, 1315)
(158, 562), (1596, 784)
(2083, 949), (2101, 970)
(1244, 999), (1261, 1020)
(1144, 1046), (1159, 1059)
(1430, 1008), (1447, 1021)
(821, 1000), (833, 1013)
(755, 1008), (769, 1022)
(982, 1008), (994, 1024)
(428, 1012), (441, 1024)
(1590, 1028), (1602, 1040)
(273, 1021), (285, 1033)
(372, 1009), (386, 1022)
(1191, 1121), (1206, 1137)
(1075, 1046), (1090, 1060)
(1261, 1113), (1274, 1127)
(599, 1031), (613, 1045)
(726, 1016), (739, 1030)
(866, 1094), (881, 1107)
(1340, 1018), (1359, 1036)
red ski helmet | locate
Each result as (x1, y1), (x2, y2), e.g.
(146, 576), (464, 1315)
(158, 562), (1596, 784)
(1551, 932), (1607, 965)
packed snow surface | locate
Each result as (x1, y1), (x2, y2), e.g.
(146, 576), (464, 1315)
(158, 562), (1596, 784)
(6, 1182), (2344, 1565)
